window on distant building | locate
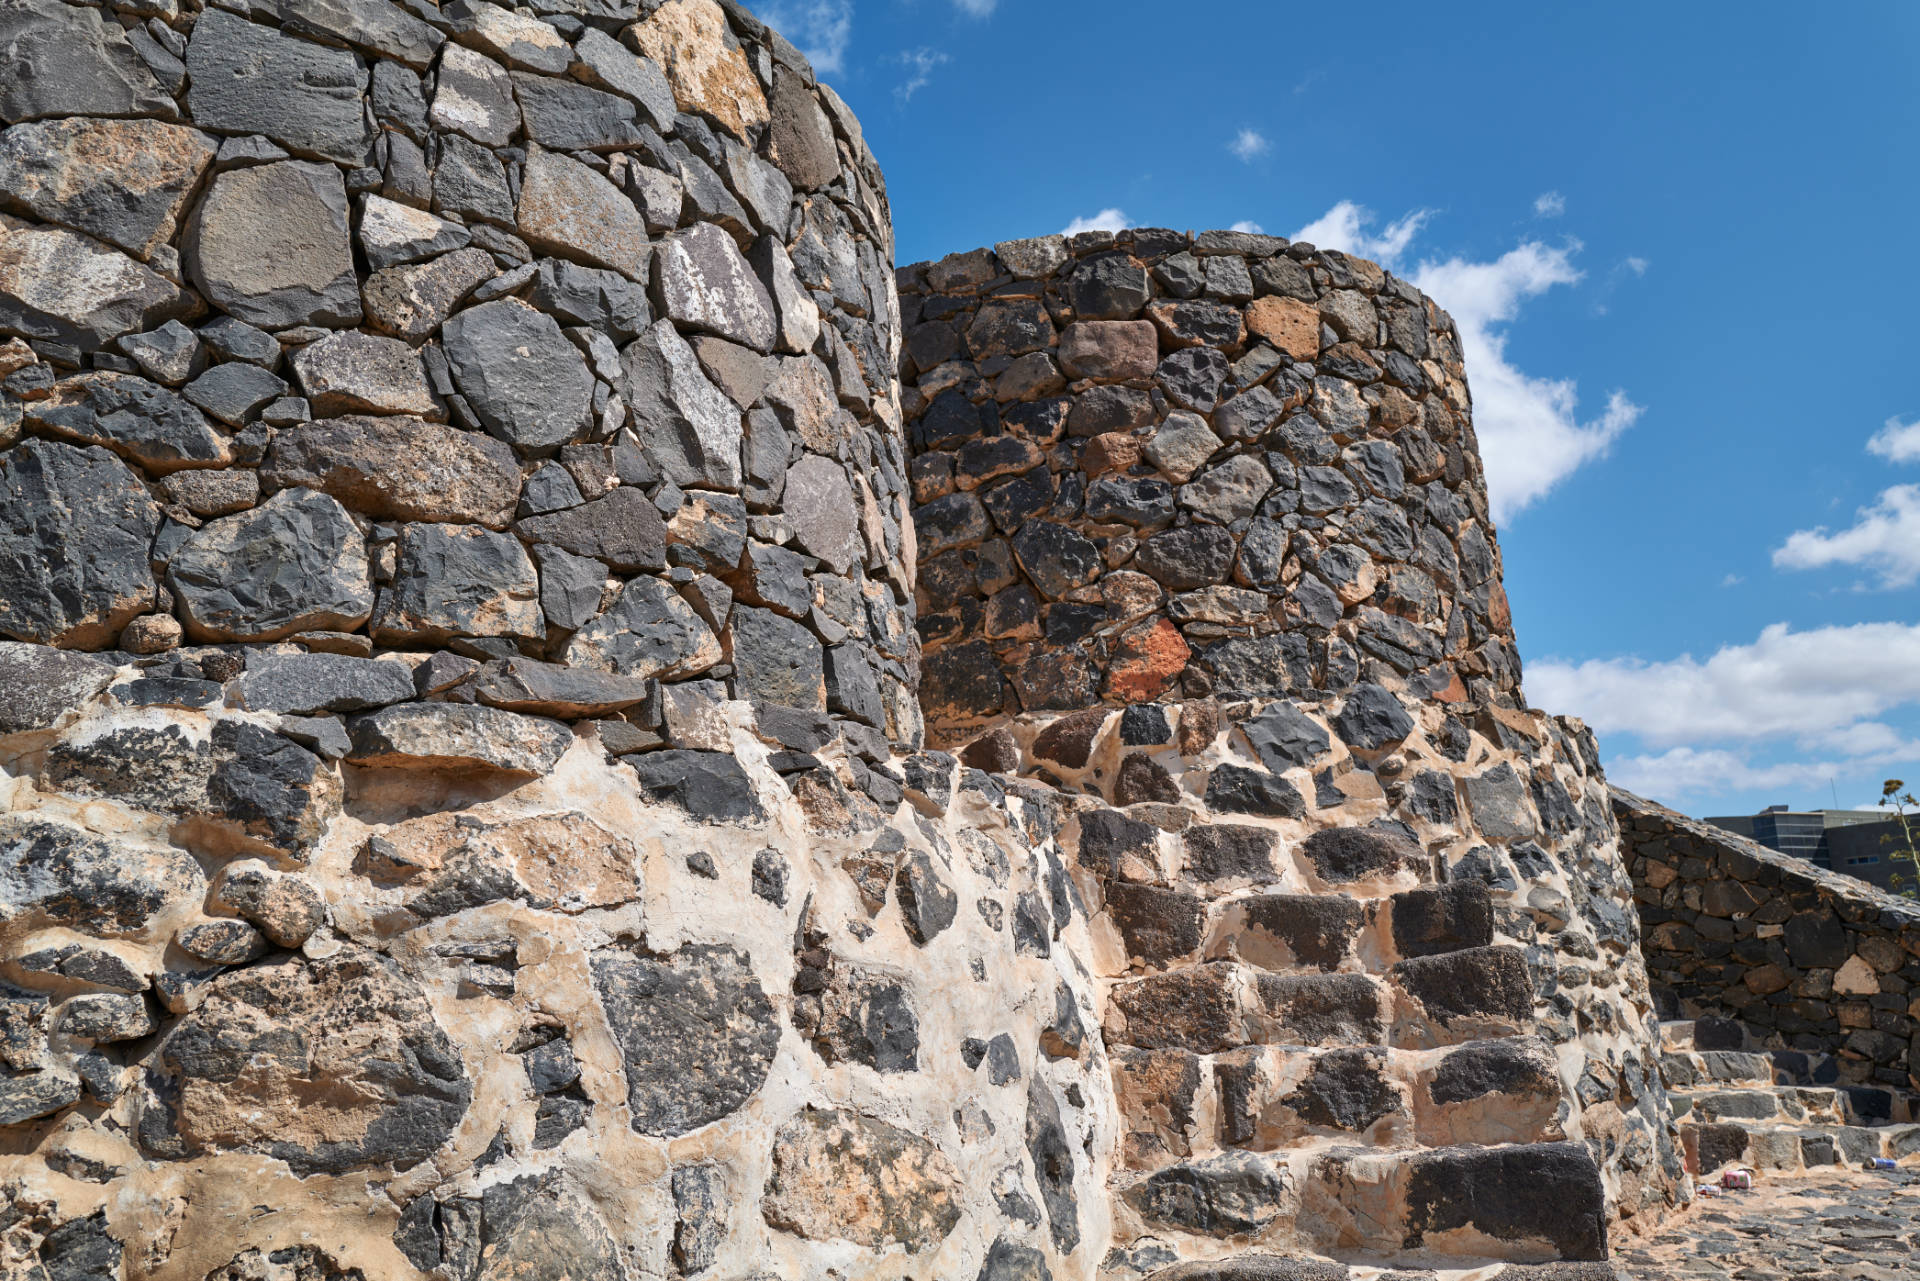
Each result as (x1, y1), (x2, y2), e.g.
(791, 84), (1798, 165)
(1846, 855), (1881, 866)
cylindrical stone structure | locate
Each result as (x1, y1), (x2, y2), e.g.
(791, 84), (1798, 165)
(0, 0), (1686, 1272)
(0, 2), (1119, 1277)
(899, 229), (1686, 1269)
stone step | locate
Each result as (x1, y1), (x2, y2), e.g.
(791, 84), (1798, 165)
(1672, 1086), (1852, 1126)
(1659, 1019), (1920, 1119)
(1682, 1116), (1920, 1178)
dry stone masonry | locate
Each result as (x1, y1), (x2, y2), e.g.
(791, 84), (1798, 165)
(0, 0), (1694, 1274)
(898, 231), (1684, 1273)
(1616, 789), (1920, 1180)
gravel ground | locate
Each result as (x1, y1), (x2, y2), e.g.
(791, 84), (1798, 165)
(1618, 1168), (1920, 1280)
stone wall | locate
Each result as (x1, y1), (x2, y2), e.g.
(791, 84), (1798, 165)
(1616, 787), (1920, 1090)
(0, 0), (1684, 1272)
(897, 228), (1517, 738)
(0, 1), (1118, 1277)
(899, 231), (1685, 1271)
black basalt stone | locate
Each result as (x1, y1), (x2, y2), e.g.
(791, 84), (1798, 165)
(1392, 945), (1534, 1026)
(1076, 809), (1161, 879)
(1183, 824), (1280, 883)
(1390, 881), (1494, 958)
(1242, 701), (1332, 772)
(1428, 1037), (1562, 1106)
(895, 848), (959, 945)
(1236, 894), (1364, 971)
(1024, 1077), (1079, 1253)
(1783, 908), (1849, 970)
(1332, 682), (1415, 751)
(1253, 972), (1385, 1046)
(1135, 525), (1236, 591)
(1282, 1047), (1399, 1130)
(625, 750), (764, 823)
(1302, 826), (1421, 883)
(1119, 704), (1173, 746)
(1104, 882), (1206, 967)
(1011, 521), (1102, 600)
(1403, 1142), (1607, 1261)
(977, 1236), (1053, 1281)
(1123, 1151), (1287, 1237)
(1204, 765), (1306, 819)
(590, 942), (779, 1136)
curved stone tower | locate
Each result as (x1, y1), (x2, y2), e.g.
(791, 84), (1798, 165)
(898, 229), (1686, 1270)
(0, 0), (1675, 1276)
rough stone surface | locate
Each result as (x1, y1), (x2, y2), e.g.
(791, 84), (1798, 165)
(347, 702), (571, 774)
(185, 159), (361, 329)
(0, 118), (214, 259)
(442, 298), (594, 451)
(591, 942), (778, 1134)
(0, 9), (1684, 1275)
(762, 1106), (964, 1249)
(261, 415), (521, 528)
(169, 489), (372, 641)
(0, 440), (159, 647)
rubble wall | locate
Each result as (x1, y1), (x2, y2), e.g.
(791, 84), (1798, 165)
(899, 230), (1687, 1271)
(1616, 787), (1920, 1088)
(0, 0), (1684, 1273)
(0, 1), (1123, 1278)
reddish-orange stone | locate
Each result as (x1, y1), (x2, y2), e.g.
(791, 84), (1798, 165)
(1105, 618), (1190, 703)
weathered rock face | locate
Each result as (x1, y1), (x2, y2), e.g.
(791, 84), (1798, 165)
(901, 230), (1684, 1274)
(903, 230), (1517, 733)
(0, 1), (1672, 1277)
(1617, 788), (1920, 1089)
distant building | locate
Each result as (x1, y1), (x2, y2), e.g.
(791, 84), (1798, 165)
(1704, 805), (1914, 893)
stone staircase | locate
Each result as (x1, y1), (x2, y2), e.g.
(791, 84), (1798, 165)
(1664, 1016), (1920, 1178)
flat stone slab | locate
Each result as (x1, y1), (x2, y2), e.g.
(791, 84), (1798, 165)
(346, 702), (572, 775)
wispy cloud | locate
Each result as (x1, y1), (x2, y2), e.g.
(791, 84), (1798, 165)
(1531, 621), (1920, 748)
(1062, 207), (1129, 236)
(1773, 417), (1920, 587)
(895, 47), (948, 103)
(1620, 256), (1649, 277)
(953, 0), (995, 12)
(1230, 220), (1265, 235)
(755, 0), (853, 74)
(1533, 190), (1566, 218)
(1413, 244), (1640, 521)
(1293, 201), (1637, 520)
(1229, 128), (1269, 163)
(1775, 485), (1920, 587)
(1869, 414), (1920, 463)
(1604, 745), (1915, 801)
(1532, 620), (1920, 803)
(1294, 200), (1429, 264)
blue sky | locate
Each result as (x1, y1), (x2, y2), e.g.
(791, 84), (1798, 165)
(756, 0), (1920, 817)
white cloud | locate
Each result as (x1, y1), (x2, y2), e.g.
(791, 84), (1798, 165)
(1229, 128), (1269, 163)
(1774, 484), (1920, 587)
(1062, 208), (1129, 236)
(1868, 414), (1920, 463)
(1291, 202), (1638, 519)
(1293, 200), (1429, 266)
(1604, 746), (1907, 801)
(1533, 621), (1920, 804)
(1530, 621), (1920, 749)
(895, 47), (948, 102)
(755, 0), (853, 75)
(1621, 256), (1649, 277)
(1722, 573), (1744, 587)
(1411, 245), (1640, 520)
(1230, 220), (1265, 235)
(1534, 190), (1566, 217)
(953, 0), (995, 12)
